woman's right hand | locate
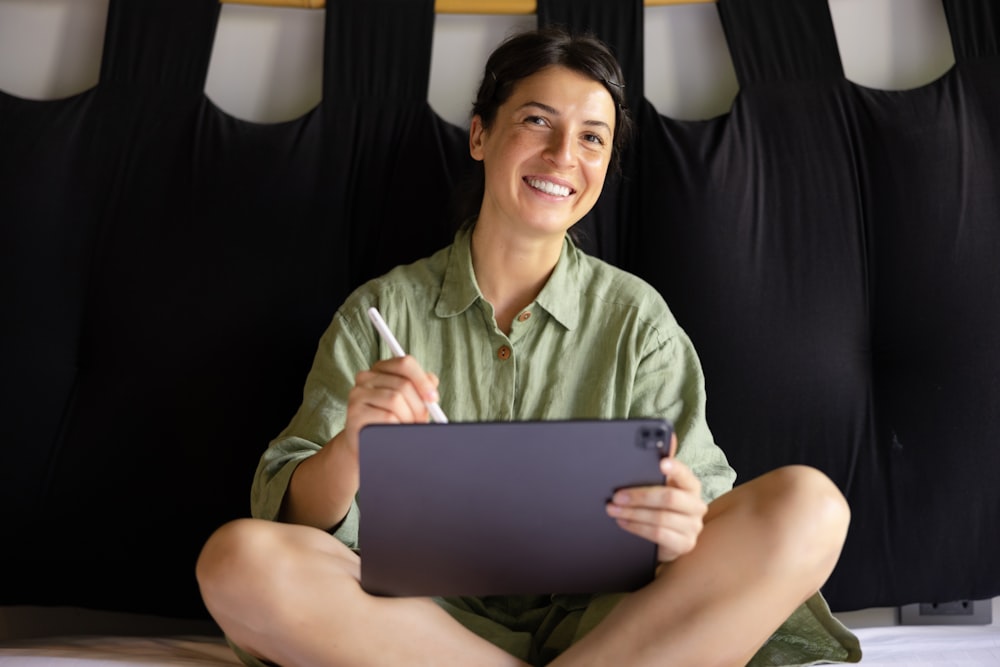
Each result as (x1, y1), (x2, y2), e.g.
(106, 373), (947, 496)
(340, 355), (441, 455)
(282, 355), (440, 529)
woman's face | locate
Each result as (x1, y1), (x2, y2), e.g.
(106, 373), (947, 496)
(469, 65), (616, 239)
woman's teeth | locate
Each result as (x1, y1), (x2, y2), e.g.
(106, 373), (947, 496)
(527, 178), (571, 197)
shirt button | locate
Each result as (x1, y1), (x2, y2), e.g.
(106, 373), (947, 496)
(497, 345), (512, 361)
(517, 311), (531, 322)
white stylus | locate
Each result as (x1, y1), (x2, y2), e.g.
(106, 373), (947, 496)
(366, 307), (449, 424)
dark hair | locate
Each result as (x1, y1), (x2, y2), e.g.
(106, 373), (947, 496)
(455, 26), (633, 228)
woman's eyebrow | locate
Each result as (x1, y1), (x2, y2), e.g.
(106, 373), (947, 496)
(518, 101), (559, 116)
(517, 101), (612, 134)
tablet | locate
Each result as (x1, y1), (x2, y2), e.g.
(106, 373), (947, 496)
(358, 418), (671, 597)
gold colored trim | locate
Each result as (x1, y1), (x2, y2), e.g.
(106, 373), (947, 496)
(219, 0), (716, 13)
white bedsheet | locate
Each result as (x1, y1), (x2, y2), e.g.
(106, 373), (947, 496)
(0, 636), (241, 667)
(1, 626), (999, 666)
(839, 625), (1000, 665)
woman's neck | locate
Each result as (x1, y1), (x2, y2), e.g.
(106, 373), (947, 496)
(470, 222), (564, 334)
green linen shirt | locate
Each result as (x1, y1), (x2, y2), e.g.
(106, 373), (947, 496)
(252, 227), (736, 537)
(247, 228), (861, 666)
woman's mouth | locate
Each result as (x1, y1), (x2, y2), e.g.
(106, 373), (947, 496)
(525, 177), (573, 198)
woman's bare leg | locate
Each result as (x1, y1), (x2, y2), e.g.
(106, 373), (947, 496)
(196, 519), (528, 667)
(552, 465), (850, 667)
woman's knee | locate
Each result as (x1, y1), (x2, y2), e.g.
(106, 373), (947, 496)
(733, 465), (850, 575)
(774, 465), (850, 534)
(197, 519), (271, 595)
(767, 466), (850, 565)
(197, 518), (358, 603)
(196, 517), (319, 611)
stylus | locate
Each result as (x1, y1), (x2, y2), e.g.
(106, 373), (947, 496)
(366, 307), (449, 424)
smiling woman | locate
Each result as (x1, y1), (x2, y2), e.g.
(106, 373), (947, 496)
(194, 25), (859, 667)
(454, 29), (632, 268)
(469, 64), (618, 329)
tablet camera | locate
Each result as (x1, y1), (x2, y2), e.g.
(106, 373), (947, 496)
(637, 426), (668, 453)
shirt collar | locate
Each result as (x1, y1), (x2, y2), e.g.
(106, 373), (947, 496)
(435, 227), (484, 318)
(435, 227), (582, 331)
(535, 236), (581, 331)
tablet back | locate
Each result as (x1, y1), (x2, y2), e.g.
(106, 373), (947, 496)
(358, 419), (670, 597)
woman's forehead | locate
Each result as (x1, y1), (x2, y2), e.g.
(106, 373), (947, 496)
(504, 66), (615, 121)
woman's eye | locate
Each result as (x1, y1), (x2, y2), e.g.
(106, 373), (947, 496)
(524, 116), (547, 126)
(583, 133), (606, 146)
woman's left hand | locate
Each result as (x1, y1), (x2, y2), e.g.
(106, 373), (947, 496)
(605, 434), (707, 563)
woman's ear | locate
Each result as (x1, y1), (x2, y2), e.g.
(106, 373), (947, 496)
(469, 115), (487, 162)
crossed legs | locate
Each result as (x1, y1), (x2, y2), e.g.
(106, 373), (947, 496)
(552, 464), (850, 667)
(196, 518), (527, 667)
(196, 464), (849, 667)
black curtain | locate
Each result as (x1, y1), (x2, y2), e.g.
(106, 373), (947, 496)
(633, 0), (878, 607)
(0, 0), (470, 617)
(631, 0), (1000, 610)
(2, 0), (999, 618)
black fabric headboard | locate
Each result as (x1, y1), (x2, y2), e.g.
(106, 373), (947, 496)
(628, 0), (1000, 609)
(2, 0), (998, 618)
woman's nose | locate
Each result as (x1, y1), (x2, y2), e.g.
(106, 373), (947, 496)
(543, 130), (575, 167)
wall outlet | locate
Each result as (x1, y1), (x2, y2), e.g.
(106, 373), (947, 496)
(898, 599), (993, 625)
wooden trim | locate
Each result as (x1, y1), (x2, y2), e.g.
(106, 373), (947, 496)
(219, 0), (716, 13)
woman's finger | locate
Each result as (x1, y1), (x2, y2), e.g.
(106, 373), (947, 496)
(371, 356), (440, 404)
(659, 458), (702, 500)
(609, 512), (701, 561)
(350, 375), (426, 422)
(608, 485), (706, 520)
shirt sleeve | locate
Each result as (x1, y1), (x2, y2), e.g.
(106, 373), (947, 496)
(631, 321), (737, 503)
(250, 306), (376, 549)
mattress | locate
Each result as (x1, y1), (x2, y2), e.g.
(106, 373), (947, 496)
(1, 625), (1000, 666)
(0, 636), (241, 667)
(837, 625), (1000, 665)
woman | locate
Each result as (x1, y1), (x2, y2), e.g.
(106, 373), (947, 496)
(197, 27), (859, 667)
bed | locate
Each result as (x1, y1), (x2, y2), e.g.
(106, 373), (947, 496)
(2, 611), (999, 666)
(0, 637), (242, 667)
(2, 629), (980, 667)
(6, 631), (993, 667)
(2, 0), (998, 664)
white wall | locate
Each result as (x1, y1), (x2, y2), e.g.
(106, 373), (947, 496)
(0, 0), (955, 126)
